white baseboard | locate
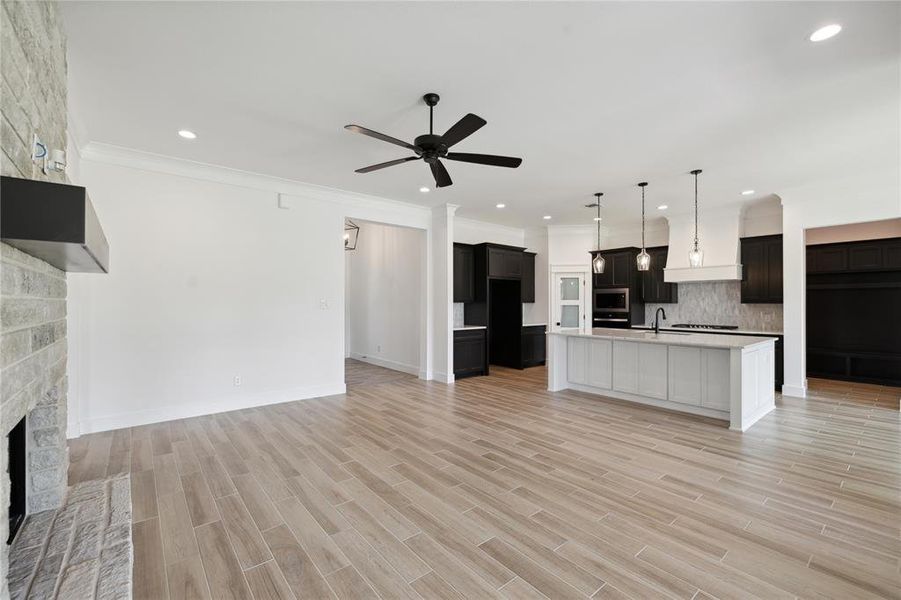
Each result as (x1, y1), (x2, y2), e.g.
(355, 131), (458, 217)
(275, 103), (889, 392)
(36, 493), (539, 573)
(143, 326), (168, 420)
(349, 353), (420, 376)
(731, 401), (776, 432)
(781, 383), (807, 398)
(75, 382), (347, 435)
(431, 371), (454, 384)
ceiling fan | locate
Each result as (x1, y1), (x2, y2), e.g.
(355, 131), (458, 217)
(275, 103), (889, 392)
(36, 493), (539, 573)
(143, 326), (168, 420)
(345, 93), (522, 188)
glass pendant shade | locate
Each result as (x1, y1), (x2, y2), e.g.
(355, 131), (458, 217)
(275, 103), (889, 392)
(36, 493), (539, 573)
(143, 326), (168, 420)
(637, 249), (651, 271)
(688, 247), (704, 268)
(592, 252), (605, 274)
(636, 182), (650, 271)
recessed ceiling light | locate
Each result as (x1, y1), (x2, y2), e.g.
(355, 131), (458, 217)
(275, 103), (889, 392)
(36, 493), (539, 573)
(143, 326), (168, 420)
(741, 189), (755, 196)
(543, 215), (552, 220)
(657, 205), (668, 210)
(496, 203), (506, 209)
(419, 186), (430, 193)
(177, 130), (197, 139)
(810, 24), (841, 42)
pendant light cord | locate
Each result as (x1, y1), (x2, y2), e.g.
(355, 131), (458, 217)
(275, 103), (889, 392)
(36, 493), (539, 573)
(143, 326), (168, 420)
(693, 171), (700, 251)
(641, 186), (646, 249)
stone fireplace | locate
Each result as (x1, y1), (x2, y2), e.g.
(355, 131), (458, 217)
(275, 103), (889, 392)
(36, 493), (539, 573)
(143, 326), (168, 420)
(1, 243), (70, 594)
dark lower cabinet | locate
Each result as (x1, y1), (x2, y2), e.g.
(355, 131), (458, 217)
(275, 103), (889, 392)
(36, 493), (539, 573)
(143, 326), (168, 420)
(453, 329), (488, 379)
(521, 325), (546, 367)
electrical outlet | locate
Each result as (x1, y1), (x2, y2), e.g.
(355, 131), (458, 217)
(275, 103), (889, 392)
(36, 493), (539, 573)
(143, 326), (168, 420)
(377, 345), (381, 353)
(319, 299), (329, 310)
(233, 376), (242, 386)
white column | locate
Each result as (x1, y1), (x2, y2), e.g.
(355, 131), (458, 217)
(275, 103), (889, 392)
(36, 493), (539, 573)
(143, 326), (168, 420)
(780, 204), (807, 397)
(430, 204), (458, 383)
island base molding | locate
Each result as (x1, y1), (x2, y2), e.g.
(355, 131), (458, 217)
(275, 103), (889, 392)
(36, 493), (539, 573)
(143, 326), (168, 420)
(565, 382), (729, 422)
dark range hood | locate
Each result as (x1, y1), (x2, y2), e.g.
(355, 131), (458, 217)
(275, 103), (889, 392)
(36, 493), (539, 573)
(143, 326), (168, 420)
(1, 176), (109, 273)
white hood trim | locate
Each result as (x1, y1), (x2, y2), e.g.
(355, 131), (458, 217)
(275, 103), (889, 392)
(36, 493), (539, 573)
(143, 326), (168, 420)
(664, 205), (743, 283)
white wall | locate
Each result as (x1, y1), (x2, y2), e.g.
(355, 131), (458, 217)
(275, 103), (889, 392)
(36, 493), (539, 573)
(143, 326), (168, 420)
(68, 145), (439, 434)
(547, 225), (594, 267)
(454, 217), (524, 247)
(741, 197), (783, 237)
(806, 218), (901, 245)
(345, 221), (424, 375)
(523, 227), (548, 325)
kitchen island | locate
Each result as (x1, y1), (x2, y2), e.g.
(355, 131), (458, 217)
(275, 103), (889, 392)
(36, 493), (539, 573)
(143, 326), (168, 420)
(548, 328), (776, 431)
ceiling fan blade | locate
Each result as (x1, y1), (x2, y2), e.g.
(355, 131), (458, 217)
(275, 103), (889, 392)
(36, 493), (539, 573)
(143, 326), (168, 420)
(430, 160), (453, 188)
(441, 113), (487, 148)
(445, 152), (522, 168)
(345, 124), (418, 152)
(354, 156), (419, 173)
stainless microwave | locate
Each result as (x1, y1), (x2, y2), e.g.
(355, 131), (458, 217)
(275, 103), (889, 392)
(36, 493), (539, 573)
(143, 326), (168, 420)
(594, 287), (629, 312)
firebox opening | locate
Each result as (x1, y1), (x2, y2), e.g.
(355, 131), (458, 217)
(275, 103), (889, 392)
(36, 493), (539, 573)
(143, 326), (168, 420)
(7, 417), (26, 544)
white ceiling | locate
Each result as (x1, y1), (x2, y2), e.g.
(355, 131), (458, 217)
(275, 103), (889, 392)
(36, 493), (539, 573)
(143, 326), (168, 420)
(62, 2), (900, 229)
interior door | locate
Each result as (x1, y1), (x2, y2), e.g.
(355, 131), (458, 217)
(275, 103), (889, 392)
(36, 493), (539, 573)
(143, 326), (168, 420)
(552, 272), (586, 333)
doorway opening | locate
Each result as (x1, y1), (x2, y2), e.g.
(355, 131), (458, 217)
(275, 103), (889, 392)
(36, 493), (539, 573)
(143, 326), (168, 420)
(344, 218), (428, 388)
(804, 218), (901, 406)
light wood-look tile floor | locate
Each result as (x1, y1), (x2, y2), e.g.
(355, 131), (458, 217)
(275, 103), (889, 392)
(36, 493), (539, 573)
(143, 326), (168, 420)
(68, 365), (901, 599)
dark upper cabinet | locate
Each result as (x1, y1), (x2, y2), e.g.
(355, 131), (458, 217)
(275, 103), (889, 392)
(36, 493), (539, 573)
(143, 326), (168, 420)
(641, 246), (678, 304)
(886, 241), (901, 269)
(807, 238), (901, 274)
(741, 235), (783, 304)
(487, 246), (523, 279)
(521, 252), (536, 303)
(808, 245), (848, 273)
(453, 243), (475, 303)
(592, 248), (638, 288)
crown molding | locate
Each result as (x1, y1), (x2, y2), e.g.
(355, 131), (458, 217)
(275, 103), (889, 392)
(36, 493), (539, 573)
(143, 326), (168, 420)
(79, 142), (432, 218)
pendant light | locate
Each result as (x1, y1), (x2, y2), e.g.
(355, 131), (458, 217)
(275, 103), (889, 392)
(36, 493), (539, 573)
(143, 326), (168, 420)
(688, 169), (703, 268)
(636, 182), (650, 271)
(587, 193), (605, 274)
(344, 219), (360, 250)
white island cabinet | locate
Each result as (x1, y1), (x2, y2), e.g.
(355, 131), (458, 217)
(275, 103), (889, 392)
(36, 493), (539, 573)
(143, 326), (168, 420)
(549, 328), (776, 431)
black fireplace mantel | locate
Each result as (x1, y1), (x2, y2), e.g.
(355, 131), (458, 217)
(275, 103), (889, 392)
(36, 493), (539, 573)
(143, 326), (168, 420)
(1, 175), (109, 273)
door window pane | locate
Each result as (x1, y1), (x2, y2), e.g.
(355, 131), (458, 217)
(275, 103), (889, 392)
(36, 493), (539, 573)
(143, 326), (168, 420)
(560, 277), (580, 301)
(560, 305), (579, 328)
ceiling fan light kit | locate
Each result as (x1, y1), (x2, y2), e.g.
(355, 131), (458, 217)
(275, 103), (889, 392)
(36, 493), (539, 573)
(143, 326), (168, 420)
(345, 93), (522, 188)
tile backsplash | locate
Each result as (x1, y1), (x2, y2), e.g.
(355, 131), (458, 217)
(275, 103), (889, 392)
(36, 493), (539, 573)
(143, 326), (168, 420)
(643, 281), (783, 332)
(453, 303), (465, 328)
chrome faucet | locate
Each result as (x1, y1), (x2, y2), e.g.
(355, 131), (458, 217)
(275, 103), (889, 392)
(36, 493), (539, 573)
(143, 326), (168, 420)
(654, 307), (667, 334)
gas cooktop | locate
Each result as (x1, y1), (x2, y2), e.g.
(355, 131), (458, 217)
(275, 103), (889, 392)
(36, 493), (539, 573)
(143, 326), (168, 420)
(671, 323), (739, 330)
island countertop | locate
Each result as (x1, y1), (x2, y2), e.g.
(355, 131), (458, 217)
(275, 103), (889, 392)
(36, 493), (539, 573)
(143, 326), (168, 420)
(549, 327), (776, 350)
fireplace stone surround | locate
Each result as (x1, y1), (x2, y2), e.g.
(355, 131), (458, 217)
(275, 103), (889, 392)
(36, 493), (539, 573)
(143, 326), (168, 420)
(1, 243), (70, 595)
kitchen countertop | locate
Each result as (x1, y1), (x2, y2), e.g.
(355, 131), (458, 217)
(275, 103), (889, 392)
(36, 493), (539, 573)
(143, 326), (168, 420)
(453, 325), (487, 331)
(632, 324), (784, 336)
(549, 327), (777, 349)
